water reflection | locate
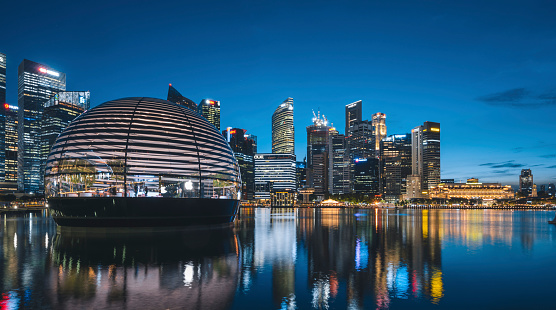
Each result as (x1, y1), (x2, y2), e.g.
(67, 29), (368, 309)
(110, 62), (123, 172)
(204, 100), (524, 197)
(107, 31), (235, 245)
(1, 209), (555, 309)
(49, 227), (240, 309)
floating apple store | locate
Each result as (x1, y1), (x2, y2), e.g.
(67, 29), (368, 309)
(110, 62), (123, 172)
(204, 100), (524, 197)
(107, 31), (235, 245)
(45, 97), (241, 227)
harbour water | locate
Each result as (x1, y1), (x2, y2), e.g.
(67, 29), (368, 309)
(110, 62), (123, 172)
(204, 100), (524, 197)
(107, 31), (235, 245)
(1, 208), (555, 309)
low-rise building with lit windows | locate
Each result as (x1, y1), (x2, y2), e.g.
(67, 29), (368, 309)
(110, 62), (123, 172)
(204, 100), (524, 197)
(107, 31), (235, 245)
(429, 178), (514, 201)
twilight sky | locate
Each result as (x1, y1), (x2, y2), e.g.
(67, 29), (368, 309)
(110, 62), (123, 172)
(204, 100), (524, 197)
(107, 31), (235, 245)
(3, 0), (556, 185)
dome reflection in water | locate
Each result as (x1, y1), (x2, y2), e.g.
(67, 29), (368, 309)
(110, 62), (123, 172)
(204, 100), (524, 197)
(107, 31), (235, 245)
(49, 227), (240, 309)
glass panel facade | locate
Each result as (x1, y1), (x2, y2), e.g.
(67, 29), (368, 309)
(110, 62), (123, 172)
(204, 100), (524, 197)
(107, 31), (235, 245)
(45, 97), (240, 200)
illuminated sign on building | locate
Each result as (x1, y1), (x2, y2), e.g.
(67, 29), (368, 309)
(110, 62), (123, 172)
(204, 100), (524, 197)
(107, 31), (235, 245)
(38, 67), (60, 77)
(431, 128), (440, 132)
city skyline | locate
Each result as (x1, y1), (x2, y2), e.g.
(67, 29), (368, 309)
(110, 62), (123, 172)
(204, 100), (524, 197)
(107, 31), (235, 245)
(2, 0), (555, 185)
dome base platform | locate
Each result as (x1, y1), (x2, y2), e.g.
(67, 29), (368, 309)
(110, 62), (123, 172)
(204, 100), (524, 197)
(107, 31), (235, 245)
(48, 197), (240, 227)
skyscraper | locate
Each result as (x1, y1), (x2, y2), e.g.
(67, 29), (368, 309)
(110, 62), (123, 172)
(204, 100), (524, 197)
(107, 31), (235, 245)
(272, 97), (295, 155)
(330, 132), (350, 195)
(347, 120), (373, 192)
(372, 112), (387, 158)
(223, 127), (257, 200)
(0, 53), (7, 182)
(380, 134), (412, 202)
(254, 153), (296, 201)
(39, 91), (89, 191)
(345, 100), (362, 136)
(353, 157), (380, 196)
(306, 111), (332, 198)
(4, 104), (18, 183)
(407, 121), (440, 198)
(167, 84), (197, 111)
(198, 99), (220, 130)
(519, 169), (533, 197)
(18, 59), (66, 193)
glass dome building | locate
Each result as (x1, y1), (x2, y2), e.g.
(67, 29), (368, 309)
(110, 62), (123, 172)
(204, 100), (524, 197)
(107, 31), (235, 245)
(45, 97), (241, 227)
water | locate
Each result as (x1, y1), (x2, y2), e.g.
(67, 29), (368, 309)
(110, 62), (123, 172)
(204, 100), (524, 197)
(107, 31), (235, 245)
(1, 208), (555, 309)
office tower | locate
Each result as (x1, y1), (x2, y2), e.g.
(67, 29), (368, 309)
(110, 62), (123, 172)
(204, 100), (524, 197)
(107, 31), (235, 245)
(345, 100), (362, 135)
(296, 159), (307, 189)
(306, 111), (332, 198)
(347, 120), (373, 192)
(548, 183), (555, 197)
(330, 132), (350, 195)
(198, 99), (220, 130)
(18, 59), (66, 193)
(519, 169), (533, 196)
(254, 153), (296, 201)
(380, 134), (412, 202)
(167, 84), (197, 111)
(408, 121), (440, 198)
(272, 97), (295, 154)
(39, 91), (89, 192)
(352, 157), (380, 195)
(4, 105), (18, 182)
(372, 112), (387, 158)
(223, 127), (256, 200)
(0, 53), (6, 181)
(540, 185), (546, 193)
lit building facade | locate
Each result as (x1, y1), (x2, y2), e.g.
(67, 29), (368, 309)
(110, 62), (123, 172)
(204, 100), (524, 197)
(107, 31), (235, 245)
(547, 183), (555, 198)
(519, 169), (533, 196)
(4, 105), (18, 183)
(353, 157), (380, 196)
(330, 133), (350, 195)
(409, 121), (440, 198)
(223, 127), (257, 200)
(270, 188), (297, 207)
(39, 91), (89, 192)
(0, 53), (6, 181)
(306, 111), (332, 198)
(380, 134), (411, 202)
(296, 160), (307, 189)
(167, 84), (197, 111)
(371, 112), (386, 158)
(18, 59), (66, 193)
(345, 100), (362, 136)
(429, 178), (514, 201)
(347, 120), (373, 192)
(254, 153), (296, 201)
(198, 99), (220, 130)
(271, 97), (295, 155)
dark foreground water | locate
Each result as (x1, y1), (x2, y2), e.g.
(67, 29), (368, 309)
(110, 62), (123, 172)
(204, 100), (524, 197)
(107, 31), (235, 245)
(1, 208), (555, 309)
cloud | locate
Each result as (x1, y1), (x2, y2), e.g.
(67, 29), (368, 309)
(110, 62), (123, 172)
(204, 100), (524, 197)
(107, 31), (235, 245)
(492, 169), (511, 174)
(547, 165), (556, 169)
(540, 154), (556, 158)
(480, 160), (525, 168)
(476, 87), (556, 108)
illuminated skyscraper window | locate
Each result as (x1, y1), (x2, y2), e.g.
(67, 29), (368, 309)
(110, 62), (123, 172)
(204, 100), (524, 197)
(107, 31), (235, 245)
(18, 59), (66, 193)
(198, 99), (220, 130)
(271, 98), (294, 155)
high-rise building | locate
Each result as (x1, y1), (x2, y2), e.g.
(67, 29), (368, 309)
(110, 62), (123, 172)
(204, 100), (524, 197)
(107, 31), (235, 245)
(254, 153), (296, 201)
(272, 97), (295, 155)
(547, 183), (555, 197)
(296, 159), (307, 189)
(330, 132), (350, 195)
(372, 112), (387, 158)
(198, 99), (220, 130)
(0, 53), (7, 181)
(167, 84), (197, 111)
(407, 121), (440, 198)
(345, 100), (362, 136)
(39, 91), (89, 192)
(380, 134), (412, 202)
(347, 120), (373, 192)
(223, 127), (257, 200)
(306, 111), (332, 198)
(353, 157), (380, 196)
(519, 169), (533, 197)
(18, 59), (66, 193)
(4, 104), (18, 183)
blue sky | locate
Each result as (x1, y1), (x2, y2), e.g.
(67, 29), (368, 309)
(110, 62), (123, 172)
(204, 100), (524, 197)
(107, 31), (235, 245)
(3, 0), (556, 185)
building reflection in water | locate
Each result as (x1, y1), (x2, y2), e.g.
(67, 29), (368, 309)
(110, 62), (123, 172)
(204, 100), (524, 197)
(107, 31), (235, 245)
(1, 209), (554, 309)
(48, 227), (240, 309)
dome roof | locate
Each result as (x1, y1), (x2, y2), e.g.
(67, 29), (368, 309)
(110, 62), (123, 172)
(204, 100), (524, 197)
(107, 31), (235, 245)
(44, 97), (240, 200)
